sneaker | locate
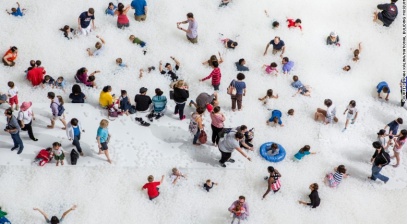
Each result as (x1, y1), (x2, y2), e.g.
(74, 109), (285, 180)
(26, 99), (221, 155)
(11, 146), (18, 151)
(180, 115), (186, 120)
(155, 114), (162, 120)
(219, 162), (226, 168)
(351, 119), (355, 124)
(174, 112), (179, 115)
(80, 152), (84, 156)
(342, 128), (346, 132)
(264, 176), (269, 180)
(227, 159), (235, 163)
(17, 148), (23, 154)
(189, 100), (194, 107)
(31, 138), (38, 141)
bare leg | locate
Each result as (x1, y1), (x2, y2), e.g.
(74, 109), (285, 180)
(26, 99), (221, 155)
(47, 119), (55, 128)
(104, 150), (112, 164)
(60, 118), (67, 130)
(344, 119), (349, 129)
(393, 150), (400, 167)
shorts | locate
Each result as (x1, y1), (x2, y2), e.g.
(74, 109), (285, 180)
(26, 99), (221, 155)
(272, 49), (282, 55)
(299, 86), (308, 95)
(117, 22), (129, 29)
(187, 35), (198, 44)
(100, 142), (108, 151)
(135, 14), (146, 21)
(346, 112), (355, 120)
(394, 147), (402, 153)
(2, 58), (15, 67)
(80, 26), (92, 35)
(326, 173), (339, 188)
(54, 153), (65, 161)
(52, 115), (64, 120)
(9, 95), (18, 106)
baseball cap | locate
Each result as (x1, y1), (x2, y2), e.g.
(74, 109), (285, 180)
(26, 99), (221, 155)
(330, 31), (337, 37)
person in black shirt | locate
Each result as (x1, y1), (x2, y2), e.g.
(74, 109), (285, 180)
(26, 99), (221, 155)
(369, 141), (390, 183)
(69, 84), (86, 103)
(159, 56), (180, 82)
(299, 183), (320, 208)
(134, 87), (152, 112)
(202, 179), (218, 192)
(374, 0), (398, 27)
(173, 80), (189, 120)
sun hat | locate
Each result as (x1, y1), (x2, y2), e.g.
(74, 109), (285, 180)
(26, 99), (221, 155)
(20, 101), (32, 111)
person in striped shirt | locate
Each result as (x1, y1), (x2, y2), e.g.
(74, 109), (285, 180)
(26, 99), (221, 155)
(325, 165), (349, 188)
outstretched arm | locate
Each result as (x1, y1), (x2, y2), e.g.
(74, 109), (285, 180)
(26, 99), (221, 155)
(172, 56), (180, 67)
(263, 43), (270, 56)
(33, 208), (49, 220)
(358, 42), (362, 53)
(61, 205), (77, 219)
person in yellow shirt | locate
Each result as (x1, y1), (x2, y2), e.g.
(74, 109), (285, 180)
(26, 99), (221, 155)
(99, 85), (115, 108)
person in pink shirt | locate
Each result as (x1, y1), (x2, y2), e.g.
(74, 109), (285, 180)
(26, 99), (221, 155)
(262, 62), (278, 76)
(210, 106), (225, 146)
(286, 18), (302, 30)
(200, 61), (221, 91)
(228, 196), (249, 221)
(115, 3), (130, 29)
(392, 129), (407, 167)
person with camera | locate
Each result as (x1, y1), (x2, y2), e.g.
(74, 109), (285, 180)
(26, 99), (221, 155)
(4, 107), (24, 154)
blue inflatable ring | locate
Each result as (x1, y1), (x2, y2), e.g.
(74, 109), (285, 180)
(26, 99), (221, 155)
(260, 142), (286, 162)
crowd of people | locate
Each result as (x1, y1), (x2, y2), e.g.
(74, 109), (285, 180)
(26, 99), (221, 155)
(0, 0), (404, 223)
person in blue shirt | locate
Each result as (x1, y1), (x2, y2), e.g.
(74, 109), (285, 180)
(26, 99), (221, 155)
(263, 36), (286, 57)
(282, 57), (294, 74)
(293, 145), (316, 161)
(6, 2), (24, 17)
(149, 88), (167, 121)
(78, 8), (95, 35)
(96, 119), (112, 164)
(376, 81), (390, 101)
(291, 75), (311, 97)
(235, 58), (249, 71)
(267, 110), (284, 126)
(105, 2), (117, 16)
(230, 73), (246, 111)
(384, 117), (403, 144)
(131, 0), (148, 21)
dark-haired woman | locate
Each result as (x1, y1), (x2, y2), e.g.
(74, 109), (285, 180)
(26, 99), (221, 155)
(33, 205), (77, 223)
(75, 67), (99, 88)
(60, 25), (75, 39)
(230, 73), (246, 112)
(299, 183), (320, 208)
(69, 84), (86, 103)
(392, 129), (407, 167)
(99, 86), (115, 108)
(2, 46), (18, 67)
(115, 3), (130, 29)
(262, 166), (281, 199)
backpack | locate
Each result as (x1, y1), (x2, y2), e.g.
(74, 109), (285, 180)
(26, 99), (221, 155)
(129, 105), (136, 114)
(218, 128), (233, 138)
(382, 151), (391, 167)
(52, 102), (65, 116)
(71, 149), (79, 165)
(199, 129), (207, 144)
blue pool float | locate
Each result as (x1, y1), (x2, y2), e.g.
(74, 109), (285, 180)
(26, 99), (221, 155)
(260, 142), (286, 162)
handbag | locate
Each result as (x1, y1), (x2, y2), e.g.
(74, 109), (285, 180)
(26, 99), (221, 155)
(199, 129), (207, 144)
(227, 80), (237, 95)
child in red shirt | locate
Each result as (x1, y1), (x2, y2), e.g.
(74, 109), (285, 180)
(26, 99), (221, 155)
(142, 175), (165, 200)
(287, 18), (302, 31)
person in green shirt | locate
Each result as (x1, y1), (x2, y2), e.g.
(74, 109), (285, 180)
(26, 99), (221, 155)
(0, 206), (11, 223)
(129, 34), (147, 54)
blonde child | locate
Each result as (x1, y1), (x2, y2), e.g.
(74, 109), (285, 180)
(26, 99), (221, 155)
(7, 81), (19, 110)
(96, 119), (112, 164)
(170, 167), (186, 185)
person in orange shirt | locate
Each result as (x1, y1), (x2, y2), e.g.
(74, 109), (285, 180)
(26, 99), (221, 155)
(2, 46), (18, 67)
